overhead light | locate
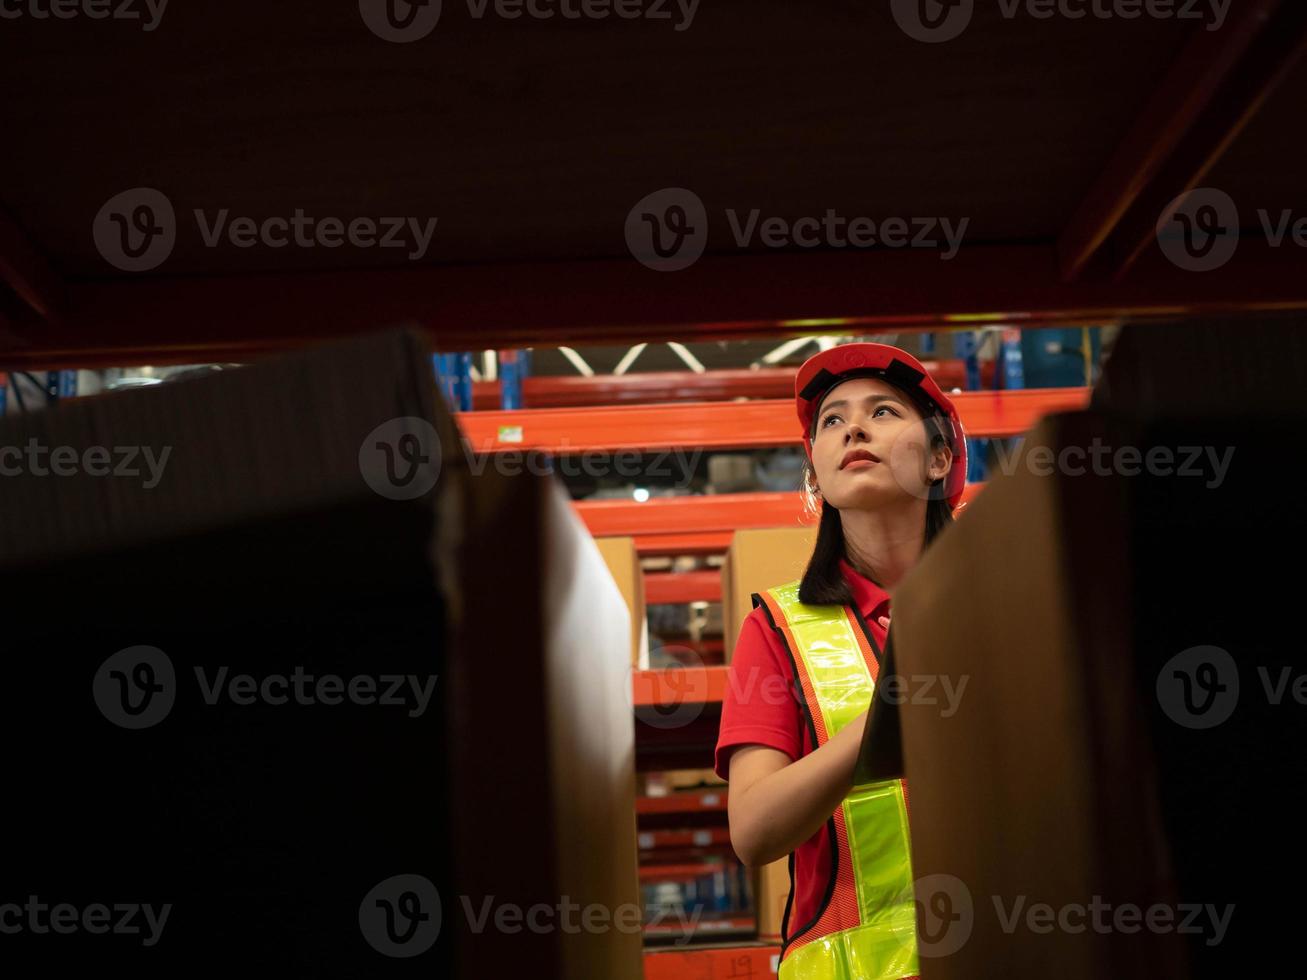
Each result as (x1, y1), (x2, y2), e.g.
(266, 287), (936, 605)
(633, 488), (650, 503)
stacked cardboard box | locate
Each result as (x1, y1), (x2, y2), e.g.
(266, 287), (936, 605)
(720, 525), (818, 662)
(595, 535), (650, 668)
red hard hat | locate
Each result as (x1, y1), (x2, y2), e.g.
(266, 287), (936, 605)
(794, 343), (968, 510)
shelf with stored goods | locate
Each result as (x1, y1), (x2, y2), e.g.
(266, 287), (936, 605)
(457, 386), (1090, 455)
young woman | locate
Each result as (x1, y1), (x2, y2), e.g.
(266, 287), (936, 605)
(714, 343), (967, 980)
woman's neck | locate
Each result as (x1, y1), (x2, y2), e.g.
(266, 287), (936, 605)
(840, 499), (927, 593)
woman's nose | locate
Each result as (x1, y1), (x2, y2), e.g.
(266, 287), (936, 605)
(845, 422), (869, 443)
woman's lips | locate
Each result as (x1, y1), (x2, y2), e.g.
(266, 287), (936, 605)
(840, 450), (881, 470)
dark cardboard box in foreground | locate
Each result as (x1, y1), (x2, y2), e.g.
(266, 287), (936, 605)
(859, 318), (1307, 979)
(0, 331), (640, 977)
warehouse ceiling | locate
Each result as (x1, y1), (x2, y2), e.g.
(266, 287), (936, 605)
(1, 1), (1306, 364)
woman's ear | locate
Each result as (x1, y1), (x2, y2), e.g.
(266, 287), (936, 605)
(928, 442), (953, 484)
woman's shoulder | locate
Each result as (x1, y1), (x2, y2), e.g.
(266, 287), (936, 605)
(732, 601), (792, 669)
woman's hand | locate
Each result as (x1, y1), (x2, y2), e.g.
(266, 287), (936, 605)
(877, 615), (891, 631)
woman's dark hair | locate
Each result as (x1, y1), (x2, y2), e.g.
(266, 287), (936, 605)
(797, 413), (957, 606)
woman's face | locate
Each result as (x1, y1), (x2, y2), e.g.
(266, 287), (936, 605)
(810, 376), (953, 510)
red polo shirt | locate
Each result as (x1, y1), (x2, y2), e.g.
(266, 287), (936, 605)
(714, 558), (890, 943)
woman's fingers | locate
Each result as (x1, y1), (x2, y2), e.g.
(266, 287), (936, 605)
(877, 615), (891, 630)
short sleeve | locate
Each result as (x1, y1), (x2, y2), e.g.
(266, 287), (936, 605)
(714, 607), (803, 780)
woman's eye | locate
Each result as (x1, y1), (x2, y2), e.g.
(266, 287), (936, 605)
(874, 406), (899, 419)
(821, 414), (841, 428)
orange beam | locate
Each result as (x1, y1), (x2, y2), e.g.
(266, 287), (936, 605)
(458, 388), (1090, 453)
(632, 531), (733, 557)
(578, 484), (986, 543)
(636, 792), (727, 816)
(579, 492), (815, 539)
(633, 667), (730, 708)
(645, 570), (723, 605)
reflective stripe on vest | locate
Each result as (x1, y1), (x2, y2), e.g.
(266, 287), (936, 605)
(757, 581), (920, 980)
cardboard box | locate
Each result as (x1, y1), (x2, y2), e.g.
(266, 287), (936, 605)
(863, 370), (1305, 979)
(755, 856), (792, 944)
(453, 468), (643, 980)
(721, 525), (817, 661)
(595, 535), (649, 667)
(0, 331), (642, 978)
